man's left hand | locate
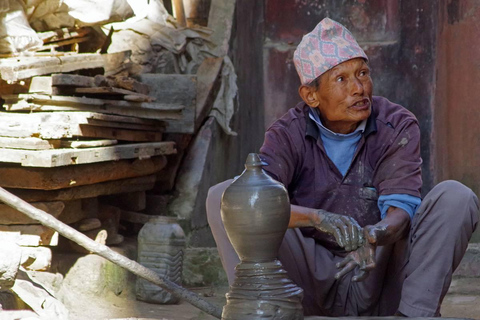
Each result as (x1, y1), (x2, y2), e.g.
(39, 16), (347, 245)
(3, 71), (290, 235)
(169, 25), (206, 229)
(334, 238), (376, 282)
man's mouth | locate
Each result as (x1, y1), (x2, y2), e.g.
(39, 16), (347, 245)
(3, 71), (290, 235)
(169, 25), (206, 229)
(351, 98), (370, 109)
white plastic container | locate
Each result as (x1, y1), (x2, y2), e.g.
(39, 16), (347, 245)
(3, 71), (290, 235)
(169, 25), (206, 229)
(136, 216), (185, 304)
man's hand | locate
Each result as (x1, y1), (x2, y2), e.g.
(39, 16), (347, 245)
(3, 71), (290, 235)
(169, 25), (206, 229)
(334, 225), (381, 282)
(333, 220), (402, 282)
(315, 210), (364, 251)
(334, 239), (376, 281)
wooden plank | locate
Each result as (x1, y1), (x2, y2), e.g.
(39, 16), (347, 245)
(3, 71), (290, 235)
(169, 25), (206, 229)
(29, 76), (53, 94)
(2, 103), (183, 121)
(0, 225), (58, 246)
(0, 137), (59, 150)
(6, 175), (157, 201)
(2, 94), (184, 111)
(0, 51), (130, 82)
(37, 27), (92, 43)
(77, 124), (163, 142)
(195, 57), (223, 130)
(0, 110), (163, 126)
(0, 201), (64, 225)
(86, 119), (162, 131)
(111, 76), (150, 95)
(0, 156), (167, 190)
(56, 200), (88, 225)
(51, 74), (95, 87)
(120, 209), (154, 224)
(0, 141), (176, 167)
(139, 74), (196, 133)
(58, 139), (117, 148)
(74, 86), (155, 102)
(0, 112), (164, 139)
(39, 36), (90, 51)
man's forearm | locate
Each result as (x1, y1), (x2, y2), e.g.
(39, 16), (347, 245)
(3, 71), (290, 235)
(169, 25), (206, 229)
(288, 204), (320, 228)
(367, 206), (411, 246)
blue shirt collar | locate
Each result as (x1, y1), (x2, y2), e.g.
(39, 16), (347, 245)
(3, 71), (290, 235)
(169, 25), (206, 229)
(309, 107), (367, 139)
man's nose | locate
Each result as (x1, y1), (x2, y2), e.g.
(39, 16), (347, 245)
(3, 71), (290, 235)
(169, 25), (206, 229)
(351, 78), (364, 95)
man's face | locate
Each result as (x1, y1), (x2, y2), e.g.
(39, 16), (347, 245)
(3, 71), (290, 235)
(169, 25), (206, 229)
(315, 58), (373, 134)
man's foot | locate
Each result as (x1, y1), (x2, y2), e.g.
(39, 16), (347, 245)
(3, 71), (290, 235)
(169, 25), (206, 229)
(393, 310), (407, 317)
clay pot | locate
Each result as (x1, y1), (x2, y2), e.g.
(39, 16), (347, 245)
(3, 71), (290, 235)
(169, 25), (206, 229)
(221, 153), (290, 262)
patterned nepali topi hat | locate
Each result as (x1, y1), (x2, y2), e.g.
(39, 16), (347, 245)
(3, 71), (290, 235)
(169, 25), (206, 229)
(293, 18), (368, 85)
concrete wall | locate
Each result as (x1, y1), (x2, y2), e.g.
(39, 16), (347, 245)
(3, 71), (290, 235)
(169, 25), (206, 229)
(260, 0), (438, 193)
(434, 0), (480, 241)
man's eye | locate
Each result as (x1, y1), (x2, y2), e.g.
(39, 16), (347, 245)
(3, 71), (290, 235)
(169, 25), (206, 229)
(359, 70), (368, 76)
(336, 77), (344, 82)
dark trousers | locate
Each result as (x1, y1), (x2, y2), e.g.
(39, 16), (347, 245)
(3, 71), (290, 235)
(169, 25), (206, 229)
(206, 180), (479, 317)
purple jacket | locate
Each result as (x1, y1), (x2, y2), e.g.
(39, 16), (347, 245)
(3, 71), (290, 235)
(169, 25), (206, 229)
(259, 96), (422, 249)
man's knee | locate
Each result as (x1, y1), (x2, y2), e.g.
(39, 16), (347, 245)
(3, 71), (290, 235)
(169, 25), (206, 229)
(433, 180), (476, 200)
(426, 180), (479, 227)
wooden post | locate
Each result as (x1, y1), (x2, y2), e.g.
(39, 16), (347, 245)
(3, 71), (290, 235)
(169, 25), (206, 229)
(172, 0), (187, 27)
(0, 187), (222, 319)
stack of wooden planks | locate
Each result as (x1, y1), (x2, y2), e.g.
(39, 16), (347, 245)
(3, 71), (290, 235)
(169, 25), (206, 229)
(0, 48), (199, 253)
(0, 21), (225, 262)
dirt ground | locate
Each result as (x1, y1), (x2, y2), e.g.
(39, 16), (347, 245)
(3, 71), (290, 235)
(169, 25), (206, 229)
(64, 278), (480, 320)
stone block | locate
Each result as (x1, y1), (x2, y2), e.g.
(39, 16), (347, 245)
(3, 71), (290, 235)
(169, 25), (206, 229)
(54, 241), (136, 299)
(11, 278), (69, 319)
(0, 239), (21, 290)
(21, 246), (52, 271)
(57, 199), (89, 225)
(182, 247), (228, 287)
(0, 225), (58, 246)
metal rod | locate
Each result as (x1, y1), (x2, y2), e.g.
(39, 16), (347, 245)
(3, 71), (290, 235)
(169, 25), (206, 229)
(0, 187), (222, 319)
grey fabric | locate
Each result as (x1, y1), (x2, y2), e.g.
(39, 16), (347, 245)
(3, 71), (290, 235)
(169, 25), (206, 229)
(206, 180), (479, 317)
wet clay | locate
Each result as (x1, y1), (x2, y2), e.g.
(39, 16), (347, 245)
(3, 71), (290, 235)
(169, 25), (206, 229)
(220, 153), (303, 319)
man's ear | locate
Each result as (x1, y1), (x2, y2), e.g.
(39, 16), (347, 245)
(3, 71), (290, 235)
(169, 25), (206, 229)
(299, 85), (319, 107)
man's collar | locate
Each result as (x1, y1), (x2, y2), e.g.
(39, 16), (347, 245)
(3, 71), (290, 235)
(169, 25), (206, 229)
(305, 104), (377, 139)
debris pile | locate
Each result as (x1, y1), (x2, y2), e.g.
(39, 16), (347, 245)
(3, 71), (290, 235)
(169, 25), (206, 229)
(0, 0), (232, 317)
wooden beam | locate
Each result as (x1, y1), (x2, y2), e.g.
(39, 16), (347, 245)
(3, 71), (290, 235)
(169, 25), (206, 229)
(0, 201), (64, 225)
(51, 74), (95, 87)
(77, 124), (163, 142)
(0, 156), (167, 190)
(195, 57), (223, 130)
(0, 137), (59, 150)
(0, 111), (163, 125)
(2, 94), (183, 111)
(0, 141), (176, 167)
(86, 119), (162, 131)
(37, 27), (92, 43)
(2, 94), (185, 121)
(0, 51), (130, 82)
(0, 112), (164, 139)
(4, 103), (182, 121)
(6, 175), (157, 201)
(0, 224), (58, 246)
(139, 74), (196, 133)
(120, 209), (154, 224)
(74, 86), (155, 102)
(58, 139), (117, 148)
(110, 76), (150, 95)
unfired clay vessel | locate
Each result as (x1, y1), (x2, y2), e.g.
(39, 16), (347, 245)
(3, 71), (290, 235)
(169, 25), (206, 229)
(221, 153), (303, 320)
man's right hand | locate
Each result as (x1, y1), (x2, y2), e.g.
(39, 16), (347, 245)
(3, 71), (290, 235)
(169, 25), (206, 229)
(314, 210), (364, 251)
